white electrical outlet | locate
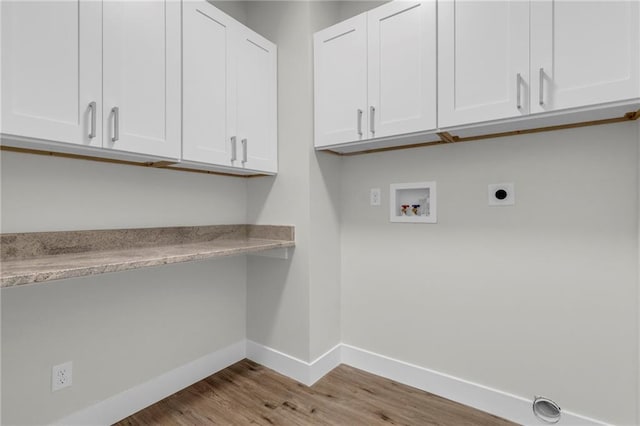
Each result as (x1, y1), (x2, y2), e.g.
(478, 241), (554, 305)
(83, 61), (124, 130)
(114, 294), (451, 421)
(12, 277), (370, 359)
(370, 188), (381, 206)
(52, 361), (73, 391)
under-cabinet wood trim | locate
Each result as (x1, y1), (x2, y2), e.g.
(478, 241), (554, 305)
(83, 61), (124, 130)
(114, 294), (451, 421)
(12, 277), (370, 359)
(148, 160), (178, 168)
(626, 109), (640, 120)
(0, 145), (263, 178)
(4, 110), (638, 165)
(324, 109), (640, 156)
(437, 131), (457, 143)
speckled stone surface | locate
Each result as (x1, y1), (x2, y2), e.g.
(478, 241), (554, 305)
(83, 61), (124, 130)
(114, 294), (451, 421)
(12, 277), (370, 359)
(247, 225), (295, 241)
(1, 225), (294, 288)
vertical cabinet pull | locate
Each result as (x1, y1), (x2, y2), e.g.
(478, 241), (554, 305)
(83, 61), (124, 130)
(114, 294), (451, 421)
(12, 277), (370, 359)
(357, 109), (363, 137)
(88, 102), (97, 139)
(111, 107), (120, 142)
(370, 106), (375, 135)
(516, 73), (522, 110)
(538, 68), (545, 106)
(241, 138), (247, 164)
(231, 136), (237, 162)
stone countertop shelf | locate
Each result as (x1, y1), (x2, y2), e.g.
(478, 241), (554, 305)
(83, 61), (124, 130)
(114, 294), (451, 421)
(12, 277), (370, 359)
(0, 225), (295, 288)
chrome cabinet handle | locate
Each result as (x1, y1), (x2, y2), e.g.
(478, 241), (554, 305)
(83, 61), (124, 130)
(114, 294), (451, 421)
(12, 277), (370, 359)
(538, 68), (545, 106)
(516, 73), (522, 110)
(357, 109), (363, 137)
(111, 107), (119, 142)
(231, 136), (237, 161)
(241, 138), (247, 163)
(88, 101), (97, 139)
(370, 106), (375, 135)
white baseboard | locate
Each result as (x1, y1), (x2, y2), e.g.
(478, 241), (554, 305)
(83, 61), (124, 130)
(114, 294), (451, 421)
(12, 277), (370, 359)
(340, 344), (608, 426)
(308, 344), (342, 385)
(51, 340), (610, 426)
(246, 340), (341, 386)
(52, 340), (246, 426)
(245, 340), (608, 426)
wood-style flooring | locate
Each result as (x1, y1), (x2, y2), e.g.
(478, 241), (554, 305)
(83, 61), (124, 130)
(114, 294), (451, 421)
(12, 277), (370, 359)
(116, 359), (517, 426)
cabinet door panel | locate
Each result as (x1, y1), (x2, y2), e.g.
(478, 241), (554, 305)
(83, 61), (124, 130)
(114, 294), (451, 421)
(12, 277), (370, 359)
(438, 0), (529, 127)
(182, 1), (235, 166)
(314, 14), (368, 147)
(103, 0), (180, 159)
(368, 1), (436, 138)
(1, 1), (101, 146)
(531, 0), (640, 113)
(236, 28), (277, 173)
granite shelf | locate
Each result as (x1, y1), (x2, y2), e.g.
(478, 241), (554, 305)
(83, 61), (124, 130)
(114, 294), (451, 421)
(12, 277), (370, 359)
(0, 225), (295, 288)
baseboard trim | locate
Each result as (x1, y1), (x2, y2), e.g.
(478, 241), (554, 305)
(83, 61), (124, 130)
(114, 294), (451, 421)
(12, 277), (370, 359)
(309, 344), (342, 385)
(52, 340), (246, 426)
(245, 340), (608, 425)
(246, 340), (341, 386)
(51, 340), (609, 426)
(340, 344), (608, 426)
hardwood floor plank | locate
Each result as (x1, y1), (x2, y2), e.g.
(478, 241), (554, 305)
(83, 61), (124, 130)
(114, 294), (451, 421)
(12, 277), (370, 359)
(115, 360), (517, 426)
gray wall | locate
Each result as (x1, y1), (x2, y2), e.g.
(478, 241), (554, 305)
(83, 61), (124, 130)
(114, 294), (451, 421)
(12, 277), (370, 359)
(209, 0), (248, 25)
(0, 152), (247, 232)
(308, 2), (344, 361)
(2, 259), (246, 425)
(244, 1), (343, 362)
(336, 0), (389, 20)
(0, 153), (248, 424)
(339, 122), (640, 425)
(244, 0), (315, 362)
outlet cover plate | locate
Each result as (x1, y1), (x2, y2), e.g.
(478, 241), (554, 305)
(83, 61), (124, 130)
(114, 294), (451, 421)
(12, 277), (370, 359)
(488, 183), (515, 206)
(52, 361), (73, 391)
(370, 188), (381, 206)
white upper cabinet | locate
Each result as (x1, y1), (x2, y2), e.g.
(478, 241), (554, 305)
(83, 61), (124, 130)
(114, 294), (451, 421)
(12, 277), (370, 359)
(530, 0), (640, 114)
(314, 14), (368, 147)
(438, 0), (530, 128)
(314, 2), (437, 148)
(103, 1), (181, 159)
(439, 0), (639, 128)
(182, 1), (235, 167)
(1, 1), (102, 147)
(181, 1), (278, 174)
(368, 1), (436, 138)
(2, 0), (181, 160)
(236, 27), (278, 173)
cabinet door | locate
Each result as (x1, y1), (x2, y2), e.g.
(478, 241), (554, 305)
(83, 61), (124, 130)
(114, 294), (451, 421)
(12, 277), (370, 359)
(1, 1), (102, 147)
(103, 0), (180, 159)
(438, 0), (529, 128)
(368, 1), (436, 139)
(182, 1), (235, 166)
(314, 14), (368, 147)
(236, 27), (278, 173)
(531, 0), (640, 114)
